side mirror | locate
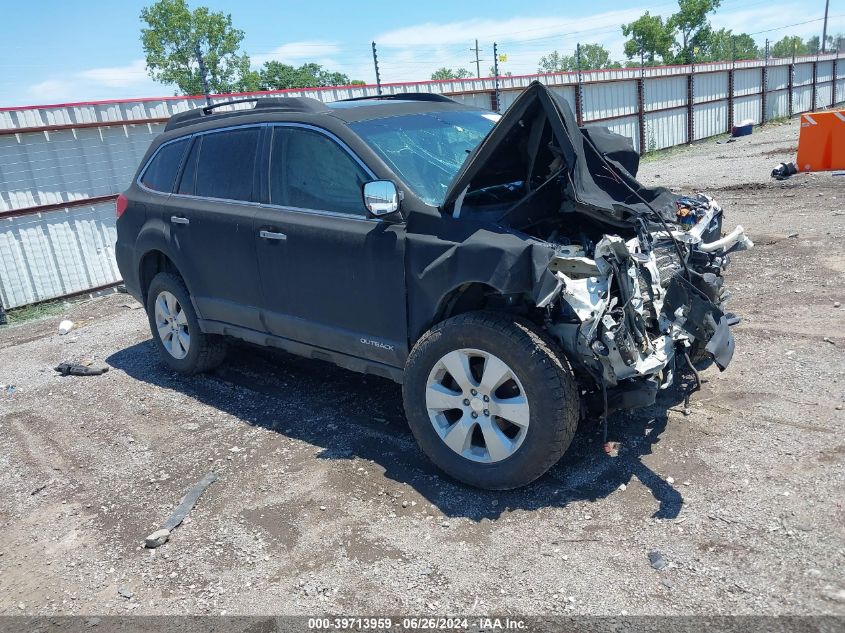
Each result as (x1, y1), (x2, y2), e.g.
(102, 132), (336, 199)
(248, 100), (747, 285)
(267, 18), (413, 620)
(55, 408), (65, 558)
(363, 180), (401, 218)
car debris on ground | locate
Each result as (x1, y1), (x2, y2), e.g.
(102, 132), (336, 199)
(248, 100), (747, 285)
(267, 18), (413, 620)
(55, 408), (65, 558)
(144, 472), (218, 549)
(54, 361), (109, 376)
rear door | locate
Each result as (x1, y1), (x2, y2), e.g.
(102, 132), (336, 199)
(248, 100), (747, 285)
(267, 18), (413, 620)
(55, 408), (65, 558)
(252, 124), (408, 367)
(167, 126), (264, 330)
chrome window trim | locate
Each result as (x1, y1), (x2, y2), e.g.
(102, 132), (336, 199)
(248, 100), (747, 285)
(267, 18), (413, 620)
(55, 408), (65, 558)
(136, 123), (266, 198)
(266, 122), (378, 220)
(136, 122), (396, 224)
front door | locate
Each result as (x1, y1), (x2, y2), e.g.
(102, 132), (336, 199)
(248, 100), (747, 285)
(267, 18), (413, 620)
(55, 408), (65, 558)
(253, 125), (407, 367)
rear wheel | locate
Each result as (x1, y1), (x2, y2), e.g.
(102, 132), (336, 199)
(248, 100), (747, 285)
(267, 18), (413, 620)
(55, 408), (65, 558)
(403, 312), (579, 489)
(145, 272), (226, 375)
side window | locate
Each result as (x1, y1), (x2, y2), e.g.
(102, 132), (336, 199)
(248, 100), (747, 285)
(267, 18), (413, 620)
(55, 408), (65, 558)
(176, 137), (200, 195)
(194, 127), (260, 201)
(270, 127), (369, 215)
(141, 138), (188, 192)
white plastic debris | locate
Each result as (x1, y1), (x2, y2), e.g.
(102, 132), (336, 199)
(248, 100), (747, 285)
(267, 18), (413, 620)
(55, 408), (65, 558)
(58, 320), (75, 335)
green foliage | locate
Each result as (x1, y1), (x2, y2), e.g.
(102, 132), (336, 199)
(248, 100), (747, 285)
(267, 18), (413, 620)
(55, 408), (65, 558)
(771, 36), (807, 58)
(537, 44), (619, 72)
(696, 28), (760, 61)
(668, 0), (722, 63)
(430, 67), (473, 80)
(621, 12), (674, 65)
(140, 0), (253, 95)
(258, 61), (355, 90)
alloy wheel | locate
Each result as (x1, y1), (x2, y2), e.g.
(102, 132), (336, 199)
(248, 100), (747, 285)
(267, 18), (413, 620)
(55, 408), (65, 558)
(154, 290), (190, 360)
(425, 348), (530, 463)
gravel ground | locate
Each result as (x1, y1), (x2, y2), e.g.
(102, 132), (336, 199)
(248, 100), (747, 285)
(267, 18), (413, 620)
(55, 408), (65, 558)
(1, 118), (843, 616)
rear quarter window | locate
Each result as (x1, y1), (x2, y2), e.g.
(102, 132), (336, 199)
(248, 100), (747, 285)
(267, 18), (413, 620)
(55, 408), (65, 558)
(140, 138), (189, 193)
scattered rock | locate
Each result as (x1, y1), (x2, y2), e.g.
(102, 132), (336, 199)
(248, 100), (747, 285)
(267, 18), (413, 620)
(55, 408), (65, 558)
(58, 320), (75, 335)
(17, 603), (24, 611)
(117, 587), (134, 599)
(821, 588), (845, 603)
(666, 476), (675, 484)
(834, 302), (841, 308)
(662, 578), (675, 589)
(144, 528), (171, 549)
(787, 232), (799, 238)
(648, 551), (668, 570)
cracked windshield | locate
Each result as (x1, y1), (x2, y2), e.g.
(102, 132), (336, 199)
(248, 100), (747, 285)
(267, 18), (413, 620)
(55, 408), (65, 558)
(351, 111), (499, 205)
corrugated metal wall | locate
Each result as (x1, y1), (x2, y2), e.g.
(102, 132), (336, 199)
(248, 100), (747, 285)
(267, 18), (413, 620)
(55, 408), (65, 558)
(1, 53), (843, 309)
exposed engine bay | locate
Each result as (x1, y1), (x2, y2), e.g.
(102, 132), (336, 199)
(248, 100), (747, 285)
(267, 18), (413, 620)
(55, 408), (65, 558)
(439, 82), (753, 415)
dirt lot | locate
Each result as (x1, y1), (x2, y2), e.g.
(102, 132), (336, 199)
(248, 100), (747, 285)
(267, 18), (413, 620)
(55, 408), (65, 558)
(1, 118), (843, 616)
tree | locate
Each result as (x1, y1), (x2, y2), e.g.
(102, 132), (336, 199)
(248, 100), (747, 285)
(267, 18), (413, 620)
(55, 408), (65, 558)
(771, 36), (807, 58)
(430, 67), (473, 80)
(697, 28), (759, 61)
(621, 12), (675, 65)
(806, 35), (838, 54)
(258, 61), (355, 90)
(668, 0), (722, 63)
(140, 0), (253, 95)
(538, 44), (619, 72)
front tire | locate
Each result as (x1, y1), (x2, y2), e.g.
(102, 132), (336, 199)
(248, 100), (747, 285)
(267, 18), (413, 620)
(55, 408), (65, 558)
(145, 272), (226, 375)
(403, 312), (579, 490)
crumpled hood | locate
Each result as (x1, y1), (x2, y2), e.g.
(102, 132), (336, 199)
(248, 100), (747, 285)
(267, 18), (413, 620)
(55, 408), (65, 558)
(442, 81), (680, 228)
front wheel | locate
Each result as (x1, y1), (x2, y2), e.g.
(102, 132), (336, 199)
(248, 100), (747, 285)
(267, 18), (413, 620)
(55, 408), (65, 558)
(403, 312), (579, 490)
(145, 272), (227, 375)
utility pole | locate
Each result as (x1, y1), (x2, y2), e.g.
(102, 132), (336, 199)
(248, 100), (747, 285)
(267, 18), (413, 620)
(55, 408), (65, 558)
(493, 42), (501, 112)
(195, 41), (211, 107)
(821, 0), (830, 53)
(471, 39), (482, 78)
(575, 43), (584, 126)
(372, 41), (382, 95)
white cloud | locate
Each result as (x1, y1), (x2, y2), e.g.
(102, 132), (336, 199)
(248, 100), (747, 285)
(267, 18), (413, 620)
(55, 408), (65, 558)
(22, 59), (160, 104)
(76, 59), (149, 88)
(251, 40), (342, 67)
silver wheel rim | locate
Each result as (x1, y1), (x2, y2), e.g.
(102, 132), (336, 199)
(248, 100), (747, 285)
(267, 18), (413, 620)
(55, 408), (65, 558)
(425, 348), (530, 464)
(154, 290), (190, 360)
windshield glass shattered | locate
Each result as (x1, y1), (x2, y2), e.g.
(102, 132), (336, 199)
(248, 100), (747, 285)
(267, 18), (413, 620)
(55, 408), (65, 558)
(351, 111), (497, 206)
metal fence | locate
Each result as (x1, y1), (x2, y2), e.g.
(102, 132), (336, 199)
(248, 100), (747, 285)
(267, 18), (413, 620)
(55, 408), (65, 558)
(1, 52), (843, 310)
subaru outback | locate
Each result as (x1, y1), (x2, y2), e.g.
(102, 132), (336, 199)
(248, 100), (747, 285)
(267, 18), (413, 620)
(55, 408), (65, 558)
(116, 82), (752, 489)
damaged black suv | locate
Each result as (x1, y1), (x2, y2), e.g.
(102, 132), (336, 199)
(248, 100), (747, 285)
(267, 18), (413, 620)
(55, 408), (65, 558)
(116, 82), (752, 489)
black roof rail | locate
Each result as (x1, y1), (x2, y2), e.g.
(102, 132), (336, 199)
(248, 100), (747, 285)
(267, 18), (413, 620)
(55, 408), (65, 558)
(339, 92), (457, 104)
(164, 96), (329, 131)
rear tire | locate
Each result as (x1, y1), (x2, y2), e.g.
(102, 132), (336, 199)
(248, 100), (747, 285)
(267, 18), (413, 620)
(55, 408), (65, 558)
(403, 312), (579, 490)
(145, 272), (226, 375)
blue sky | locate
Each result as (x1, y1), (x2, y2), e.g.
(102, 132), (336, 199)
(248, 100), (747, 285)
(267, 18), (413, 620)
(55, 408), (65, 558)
(1, 0), (841, 107)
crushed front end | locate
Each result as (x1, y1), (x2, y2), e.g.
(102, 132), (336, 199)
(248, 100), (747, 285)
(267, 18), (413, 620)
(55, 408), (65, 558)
(439, 82), (755, 417)
(543, 195), (752, 415)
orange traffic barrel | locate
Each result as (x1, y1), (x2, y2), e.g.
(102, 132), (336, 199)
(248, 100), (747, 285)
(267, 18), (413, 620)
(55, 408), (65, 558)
(796, 110), (845, 172)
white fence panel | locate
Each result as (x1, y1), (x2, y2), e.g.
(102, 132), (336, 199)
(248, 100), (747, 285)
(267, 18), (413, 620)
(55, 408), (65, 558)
(694, 100), (727, 139)
(644, 108), (687, 150)
(816, 82), (833, 109)
(734, 69), (762, 96)
(766, 89), (790, 120)
(583, 80), (638, 121)
(767, 66), (789, 91)
(0, 124), (160, 211)
(694, 72), (728, 103)
(793, 63), (814, 86)
(793, 85), (814, 112)
(644, 76), (687, 111)
(0, 201), (118, 309)
(448, 92), (493, 109)
(733, 94), (761, 124)
(817, 61), (834, 83)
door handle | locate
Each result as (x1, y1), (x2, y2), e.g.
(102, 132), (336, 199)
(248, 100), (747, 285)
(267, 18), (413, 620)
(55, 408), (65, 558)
(259, 230), (287, 241)
(171, 216), (189, 225)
